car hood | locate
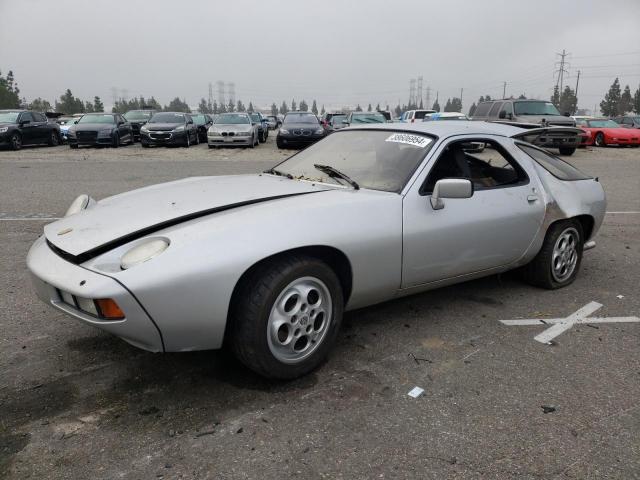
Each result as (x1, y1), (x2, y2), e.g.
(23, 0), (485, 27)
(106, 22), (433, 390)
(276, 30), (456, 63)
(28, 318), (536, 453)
(211, 124), (252, 132)
(73, 123), (115, 131)
(45, 175), (329, 260)
(282, 123), (321, 130)
(514, 115), (575, 126)
(0, 122), (18, 128)
(146, 123), (181, 131)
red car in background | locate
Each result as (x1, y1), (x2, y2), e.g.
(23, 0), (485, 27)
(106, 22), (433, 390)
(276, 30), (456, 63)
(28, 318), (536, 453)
(575, 118), (640, 147)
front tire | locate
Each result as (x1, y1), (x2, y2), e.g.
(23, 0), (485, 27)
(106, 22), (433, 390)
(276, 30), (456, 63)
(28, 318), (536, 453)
(230, 255), (344, 379)
(594, 132), (606, 147)
(112, 132), (120, 148)
(558, 146), (575, 156)
(9, 132), (22, 151)
(259, 130), (267, 143)
(47, 131), (60, 147)
(522, 220), (584, 289)
(184, 133), (190, 148)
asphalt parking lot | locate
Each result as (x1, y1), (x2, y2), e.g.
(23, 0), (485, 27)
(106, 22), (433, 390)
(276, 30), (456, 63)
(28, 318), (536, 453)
(1, 137), (639, 479)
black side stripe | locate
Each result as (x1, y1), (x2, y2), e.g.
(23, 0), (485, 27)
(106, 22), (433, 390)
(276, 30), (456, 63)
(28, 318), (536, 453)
(48, 190), (328, 265)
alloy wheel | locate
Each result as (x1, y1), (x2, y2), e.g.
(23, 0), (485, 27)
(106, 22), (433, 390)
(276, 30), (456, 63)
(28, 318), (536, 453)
(551, 227), (579, 283)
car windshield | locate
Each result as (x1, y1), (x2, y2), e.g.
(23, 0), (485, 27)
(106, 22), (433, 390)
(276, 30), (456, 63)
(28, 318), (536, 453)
(284, 114), (318, 125)
(215, 114), (250, 124)
(190, 114), (207, 125)
(514, 101), (561, 116)
(124, 111), (153, 121)
(149, 113), (185, 123)
(0, 112), (20, 122)
(414, 111), (434, 119)
(274, 130), (434, 193)
(588, 120), (620, 128)
(250, 114), (261, 122)
(351, 113), (386, 124)
(78, 114), (115, 124)
(331, 115), (346, 125)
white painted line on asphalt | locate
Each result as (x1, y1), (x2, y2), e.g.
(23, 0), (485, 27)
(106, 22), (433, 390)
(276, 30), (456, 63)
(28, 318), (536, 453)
(501, 302), (640, 344)
(533, 302), (602, 344)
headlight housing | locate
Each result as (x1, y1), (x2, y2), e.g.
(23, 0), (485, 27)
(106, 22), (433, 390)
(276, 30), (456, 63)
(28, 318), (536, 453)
(174, 125), (185, 132)
(280, 128), (290, 134)
(98, 129), (113, 137)
(236, 131), (251, 136)
(0, 126), (8, 133)
(140, 125), (149, 133)
(120, 238), (170, 270)
(65, 194), (96, 217)
(314, 128), (324, 135)
(208, 129), (221, 136)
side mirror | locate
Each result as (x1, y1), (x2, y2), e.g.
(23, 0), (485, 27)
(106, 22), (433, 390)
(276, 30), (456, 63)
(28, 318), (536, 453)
(498, 110), (506, 119)
(430, 178), (473, 210)
(187, 120), (194, 124)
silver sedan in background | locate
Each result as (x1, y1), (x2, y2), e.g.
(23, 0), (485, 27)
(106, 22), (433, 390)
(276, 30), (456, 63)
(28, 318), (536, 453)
(207, 112), (259, 148)
(27, 122), (605, 379)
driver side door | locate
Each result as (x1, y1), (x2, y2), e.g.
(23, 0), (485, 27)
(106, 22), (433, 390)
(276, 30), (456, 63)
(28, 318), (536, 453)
(401, 135), (545, 287)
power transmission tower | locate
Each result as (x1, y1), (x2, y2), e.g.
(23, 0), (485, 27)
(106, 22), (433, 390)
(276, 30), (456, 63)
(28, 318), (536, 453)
(409, 79), (416, 107)
(217, 81), (225, 106)
(555, 49), (570, 94)
(417, 76), (423, 107)
(425, 86), (431, 110)
(208, 82), (213, 107)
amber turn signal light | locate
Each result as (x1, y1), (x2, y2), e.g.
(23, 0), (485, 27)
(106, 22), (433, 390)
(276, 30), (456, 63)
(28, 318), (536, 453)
(95, 298), (125, 320)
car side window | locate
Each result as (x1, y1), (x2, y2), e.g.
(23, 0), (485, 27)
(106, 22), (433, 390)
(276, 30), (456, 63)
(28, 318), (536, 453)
(421, 139), (528, 195)
(488, 102), (503, 117)
(517, 143), (591, 181)
(31, 112), (45, 122)
(20, 112), (34, 123)
(502, 102), (513, 115)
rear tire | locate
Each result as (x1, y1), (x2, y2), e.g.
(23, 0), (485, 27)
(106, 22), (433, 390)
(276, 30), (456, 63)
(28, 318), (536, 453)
(229, 255), (344, 379)
(594, 132), (606, 147)
(522, 220), (584, 289)
(259, 130), (267, 143)
(558, 146), (575, 156)
(276, 138), (285, 149)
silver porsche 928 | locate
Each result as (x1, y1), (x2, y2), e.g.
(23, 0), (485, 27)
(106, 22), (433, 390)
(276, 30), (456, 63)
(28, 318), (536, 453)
(27, 121), (606, 379)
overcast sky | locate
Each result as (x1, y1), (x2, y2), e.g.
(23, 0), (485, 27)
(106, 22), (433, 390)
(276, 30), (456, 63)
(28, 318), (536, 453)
(1, 0), (639, 113)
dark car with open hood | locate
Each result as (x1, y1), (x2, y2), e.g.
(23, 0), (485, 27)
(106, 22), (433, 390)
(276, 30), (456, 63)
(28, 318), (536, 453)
(276, 112), (326, 149)
(140, 112), (199, 148)
(0, 110), (61, 150)
(67, 113), (134, 149)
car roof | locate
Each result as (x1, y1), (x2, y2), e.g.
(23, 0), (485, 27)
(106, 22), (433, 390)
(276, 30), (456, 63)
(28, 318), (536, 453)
(346, 120), (526, 138)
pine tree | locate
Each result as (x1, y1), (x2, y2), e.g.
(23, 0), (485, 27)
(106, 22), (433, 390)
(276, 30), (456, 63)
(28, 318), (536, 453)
(84, 101), (94, 113)
(213, 101), (218, 114)
(559, 86), (577, 115)
(518, 94), (527, 99)
(366, 103), (371, 112)
(311, 100), (318, 115)
(619, 85), (632, 114)
(419, 98), (423, 109)
(280, 101), (288, 115)
(55, 89), (85, 114)
(291, 99), (297, 111)
(247, 102), (254, 113)
(375, 103), (381, 111)
(633, 85), (640, 114)
(551, 85), (560, 108)
(227, 99), (235, 112)
(443, 99), (452, 112)
(600, 78), (621, 116)
(299, 100), (308, 111)
(236, 100), (245, 112)
(271, 103), (278, 116)
(355, 104), (362, 112)
(93, 96), (104, 112)
(0, 70), (21, 108)
(320, 105), (325, 115)
(29, 97), (52, 112)
(468, 102), (477, 116)
(218, 101), (227, 113)
(450, 97), (462, 112)
(394, 105), (402, 117)
(198, 98), (210, 113)
(432, 99), (440, 112)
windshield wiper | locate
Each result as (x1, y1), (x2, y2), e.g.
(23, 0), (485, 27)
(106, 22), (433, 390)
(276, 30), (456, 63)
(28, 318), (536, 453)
(313, 164), (359, 190)
(264, 168), (293, 179)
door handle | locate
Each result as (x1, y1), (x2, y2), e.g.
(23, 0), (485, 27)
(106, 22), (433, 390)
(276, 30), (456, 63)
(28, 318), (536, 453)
(527, 195), (538, 202)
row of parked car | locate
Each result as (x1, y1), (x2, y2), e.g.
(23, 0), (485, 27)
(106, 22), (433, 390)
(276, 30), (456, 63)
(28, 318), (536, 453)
(1, 103), (638, 153)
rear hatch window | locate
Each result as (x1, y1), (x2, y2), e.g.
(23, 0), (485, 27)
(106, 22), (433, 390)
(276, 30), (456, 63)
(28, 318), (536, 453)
(517, 144), (591, 180)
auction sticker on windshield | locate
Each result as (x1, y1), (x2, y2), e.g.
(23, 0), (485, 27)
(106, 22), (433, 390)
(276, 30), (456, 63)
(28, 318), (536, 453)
(385, 133), (432, 148)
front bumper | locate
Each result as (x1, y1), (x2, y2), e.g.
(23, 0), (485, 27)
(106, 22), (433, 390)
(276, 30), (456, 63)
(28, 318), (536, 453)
(141, 130), (186, 145)
(67, 134), (114, 146)
(27, 235), (164, 352)
(207, 133), (253, 146)
(532, 133), (580, 150)
(277, 133), (325, 147)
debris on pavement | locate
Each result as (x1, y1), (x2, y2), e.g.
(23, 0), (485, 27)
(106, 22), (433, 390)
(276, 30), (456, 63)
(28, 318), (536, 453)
(408, 386), (425, 398)
(541, 405), (556, 414)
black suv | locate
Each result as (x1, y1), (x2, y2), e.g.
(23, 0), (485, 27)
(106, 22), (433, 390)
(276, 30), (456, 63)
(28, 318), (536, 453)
(0, 110), (61, 150)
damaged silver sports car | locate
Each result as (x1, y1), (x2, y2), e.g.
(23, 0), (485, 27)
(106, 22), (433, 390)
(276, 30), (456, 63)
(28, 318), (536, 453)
(27, 122), (606, 378)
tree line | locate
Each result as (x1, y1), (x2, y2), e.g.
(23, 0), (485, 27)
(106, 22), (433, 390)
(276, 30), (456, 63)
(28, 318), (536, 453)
(2, 69), (640, 118)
